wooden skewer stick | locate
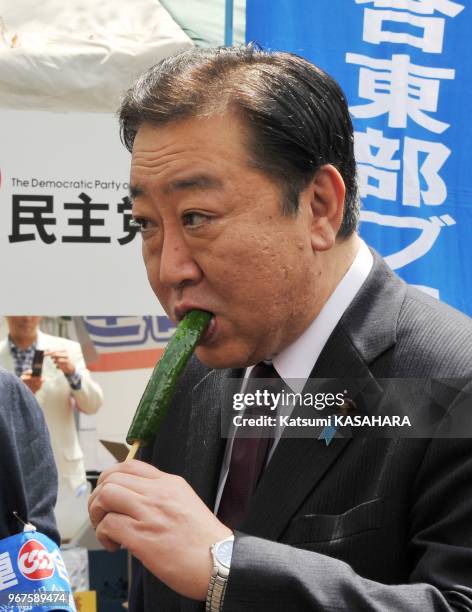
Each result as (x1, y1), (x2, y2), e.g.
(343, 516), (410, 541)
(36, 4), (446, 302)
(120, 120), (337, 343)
(126, 440), (141, 462)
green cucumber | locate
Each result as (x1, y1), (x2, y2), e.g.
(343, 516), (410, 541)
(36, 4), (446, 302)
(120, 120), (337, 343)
(126, 309), (212, 446)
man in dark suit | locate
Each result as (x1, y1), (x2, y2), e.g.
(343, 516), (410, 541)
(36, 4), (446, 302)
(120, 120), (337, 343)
(0, 367), (59, 544)
(89, 46), (472, 610)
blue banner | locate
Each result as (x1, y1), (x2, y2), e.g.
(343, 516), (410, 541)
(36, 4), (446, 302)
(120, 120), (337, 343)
(246, 0), (471, 316)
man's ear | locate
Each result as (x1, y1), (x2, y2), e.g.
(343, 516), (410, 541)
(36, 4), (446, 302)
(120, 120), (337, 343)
(305, 164), (346, 252)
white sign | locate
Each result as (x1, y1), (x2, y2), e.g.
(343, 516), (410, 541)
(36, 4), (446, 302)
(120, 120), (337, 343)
(0, 110), (162, 314)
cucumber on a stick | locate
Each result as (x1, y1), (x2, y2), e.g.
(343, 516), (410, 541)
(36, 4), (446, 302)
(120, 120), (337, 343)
(126, 309), (212, 461)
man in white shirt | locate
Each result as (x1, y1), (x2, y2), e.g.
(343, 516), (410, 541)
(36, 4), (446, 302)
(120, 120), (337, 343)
(0, 316), (103, 492)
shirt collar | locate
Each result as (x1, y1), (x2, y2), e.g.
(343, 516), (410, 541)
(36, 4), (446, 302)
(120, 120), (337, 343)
(272, 238), (373, 390)
(8, 336), (37, 353)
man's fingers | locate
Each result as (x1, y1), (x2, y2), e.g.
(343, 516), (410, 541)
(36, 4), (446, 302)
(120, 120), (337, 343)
(45, 350), (69, 363)
(89, 473), (157, 523)
(93, 472), (159, 498)
(45, 351), (74, 374)
(96, 459), (164, 487)
(89, 482), (144, 528)
(95, 512), (138, 552)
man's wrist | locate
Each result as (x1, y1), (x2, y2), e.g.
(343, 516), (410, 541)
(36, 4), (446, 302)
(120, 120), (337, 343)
(65, 369), (82, 390)
(206, 534), (234, 612)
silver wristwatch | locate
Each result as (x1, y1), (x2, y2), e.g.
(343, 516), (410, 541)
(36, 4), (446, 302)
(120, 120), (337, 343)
(205, 534), (234, 612)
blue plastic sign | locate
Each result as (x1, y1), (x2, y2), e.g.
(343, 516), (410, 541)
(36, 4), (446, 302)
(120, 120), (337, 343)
(0, 531), (75, 612)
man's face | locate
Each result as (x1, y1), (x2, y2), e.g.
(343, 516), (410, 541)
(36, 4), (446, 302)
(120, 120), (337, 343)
(130, 114), (326, 368)
(6, 316), (42, 345)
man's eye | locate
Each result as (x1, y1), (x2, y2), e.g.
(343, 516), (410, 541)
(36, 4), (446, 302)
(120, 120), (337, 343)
(130, 217), (151, 232)
(182, 212), (210, 227)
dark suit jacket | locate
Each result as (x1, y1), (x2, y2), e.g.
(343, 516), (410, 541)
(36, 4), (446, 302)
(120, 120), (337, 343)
(0, 368), (59, 544)
(130, 252), (472, 611)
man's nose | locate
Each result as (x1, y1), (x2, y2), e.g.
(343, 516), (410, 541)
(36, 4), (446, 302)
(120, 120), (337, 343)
(158, 229), (203, 288)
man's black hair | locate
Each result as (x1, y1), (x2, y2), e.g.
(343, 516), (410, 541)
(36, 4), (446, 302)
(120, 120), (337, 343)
(119, 44), (359, 238)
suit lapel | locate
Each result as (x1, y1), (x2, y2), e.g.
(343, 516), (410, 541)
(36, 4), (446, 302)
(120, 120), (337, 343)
(183, 368), (242, 510)
(238, 331), (383, 540)
(36, 333), (54, 379)
(238, 252), (406, 540)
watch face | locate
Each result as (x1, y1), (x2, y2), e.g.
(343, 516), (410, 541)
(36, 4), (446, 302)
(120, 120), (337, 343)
(216, 539), (234, 568)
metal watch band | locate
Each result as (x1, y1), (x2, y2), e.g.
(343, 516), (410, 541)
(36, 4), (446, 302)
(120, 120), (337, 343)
(205, 572), (228, 612)
(206, 535), (234, 612)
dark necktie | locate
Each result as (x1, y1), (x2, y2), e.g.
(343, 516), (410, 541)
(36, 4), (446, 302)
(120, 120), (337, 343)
(217, 362), (280, 529)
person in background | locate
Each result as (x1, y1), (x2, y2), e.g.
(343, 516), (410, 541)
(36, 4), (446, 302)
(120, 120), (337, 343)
(0, 367), (59, 544)
(0, 316), (103, 492)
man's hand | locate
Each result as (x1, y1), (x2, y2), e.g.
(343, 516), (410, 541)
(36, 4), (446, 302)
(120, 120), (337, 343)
(88, 460), (232, 601)
(45, 349), (75, 376)
(20, 371), (44, 394)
